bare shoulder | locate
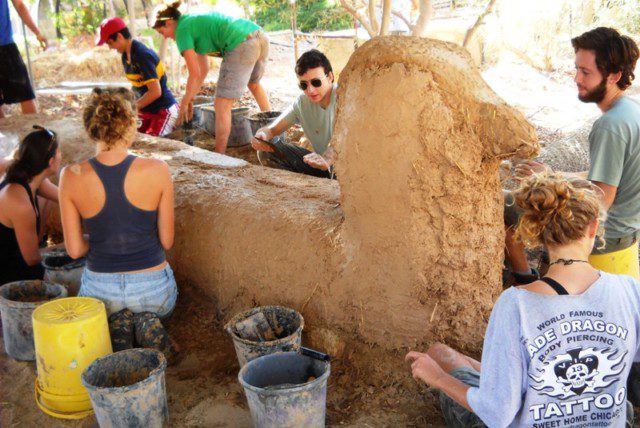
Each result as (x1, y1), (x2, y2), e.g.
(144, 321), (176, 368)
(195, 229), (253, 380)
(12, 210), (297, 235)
(133, 157), (171, 177)
(4, 184), (36, 214)
(61, 161), (92, 182)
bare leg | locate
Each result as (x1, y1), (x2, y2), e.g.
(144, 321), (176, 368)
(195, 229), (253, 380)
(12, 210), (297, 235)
(214, 97), (235, 154)
(505, 226), (530, 273)
(0, 106), (5, 119)
(21, 99), (37, 114)
(427, 342), (481, 373)
(248, 82), (271, 112)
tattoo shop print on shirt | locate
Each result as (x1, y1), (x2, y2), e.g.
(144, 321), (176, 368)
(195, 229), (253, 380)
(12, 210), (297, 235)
(529, 347), (626, 398)
(522, 312), (629, 425)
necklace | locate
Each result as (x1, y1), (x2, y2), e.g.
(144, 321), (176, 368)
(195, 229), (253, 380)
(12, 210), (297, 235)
(549, 258), (589, 266)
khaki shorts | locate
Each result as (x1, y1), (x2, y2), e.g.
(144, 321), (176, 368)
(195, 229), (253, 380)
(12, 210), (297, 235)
(216, 30), (269, 99)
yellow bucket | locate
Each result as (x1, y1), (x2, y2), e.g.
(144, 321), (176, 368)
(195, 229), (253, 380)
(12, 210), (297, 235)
(32, 297), (112, 419)
(589, 243), (640, 279)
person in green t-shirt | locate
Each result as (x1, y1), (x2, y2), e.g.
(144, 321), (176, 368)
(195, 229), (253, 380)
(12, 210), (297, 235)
(504, 27), (640, 284)
(153, 1), (271, 154)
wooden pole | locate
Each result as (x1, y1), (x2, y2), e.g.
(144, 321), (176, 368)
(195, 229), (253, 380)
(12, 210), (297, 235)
(290, 0), (298, 61)
(353, 16), (359, 50)
(127, 0), (136, 38)
(21, 22), (34, 89)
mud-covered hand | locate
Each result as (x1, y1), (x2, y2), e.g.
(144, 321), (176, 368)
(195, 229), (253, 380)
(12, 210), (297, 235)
(251, 128), (275, 152)
(303, 152), (331, 171)
(514, 160), (551, 180)
(176, 101), (194, 126)
(405, 351), (447, 389)
(36, 33), (48, 50)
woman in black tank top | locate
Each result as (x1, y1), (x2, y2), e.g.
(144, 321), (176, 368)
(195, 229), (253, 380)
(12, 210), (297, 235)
(59, 88), (179, 363)
(0, 126), (61, 285)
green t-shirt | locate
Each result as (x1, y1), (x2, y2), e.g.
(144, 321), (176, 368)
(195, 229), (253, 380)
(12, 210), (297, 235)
(175, 13), (260, 56)
(282, 84), (337, 155)
(588, 96), (640, 239)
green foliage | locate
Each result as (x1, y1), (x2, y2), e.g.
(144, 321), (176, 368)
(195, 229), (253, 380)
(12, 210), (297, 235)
(594, 0), (640, 34)
(55, 0), (105, 38)
(250, 0), (352, 32)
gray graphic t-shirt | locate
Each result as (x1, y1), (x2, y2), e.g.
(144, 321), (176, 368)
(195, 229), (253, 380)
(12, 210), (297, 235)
(467, 272), (640, 427)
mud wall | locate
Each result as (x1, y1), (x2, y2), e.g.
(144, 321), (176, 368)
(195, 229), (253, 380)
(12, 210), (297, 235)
(0, 37), (537, 355)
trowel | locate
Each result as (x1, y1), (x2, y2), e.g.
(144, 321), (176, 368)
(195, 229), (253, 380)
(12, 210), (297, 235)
(182, 120), (195, 146)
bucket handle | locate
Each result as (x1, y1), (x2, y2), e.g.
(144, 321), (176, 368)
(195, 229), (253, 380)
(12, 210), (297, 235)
(300, 346), (330, 362)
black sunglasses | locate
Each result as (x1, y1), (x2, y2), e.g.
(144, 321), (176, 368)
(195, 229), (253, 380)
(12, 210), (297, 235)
(298, 75), (327, 91)
(33, 125), (57, 154)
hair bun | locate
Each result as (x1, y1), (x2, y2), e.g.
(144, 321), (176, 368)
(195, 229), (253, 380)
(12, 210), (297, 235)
(513, 173), (604, 248)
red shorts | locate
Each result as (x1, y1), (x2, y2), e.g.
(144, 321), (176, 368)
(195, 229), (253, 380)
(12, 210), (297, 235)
(137, 104), (179, 137)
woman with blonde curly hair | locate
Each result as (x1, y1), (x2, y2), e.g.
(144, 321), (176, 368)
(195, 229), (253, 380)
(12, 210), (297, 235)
(59, 87), (177, 359)
(406, 174), (640, 427)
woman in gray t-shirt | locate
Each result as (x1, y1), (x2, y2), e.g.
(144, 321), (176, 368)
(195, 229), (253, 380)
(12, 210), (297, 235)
(407, 174), (640, 427)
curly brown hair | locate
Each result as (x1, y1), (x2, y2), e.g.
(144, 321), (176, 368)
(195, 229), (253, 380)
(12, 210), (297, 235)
(513, 174), (605, 249)
(83, 87), (136, 148)
(571, 27), (639, 90)
(153, 1), (182, 28)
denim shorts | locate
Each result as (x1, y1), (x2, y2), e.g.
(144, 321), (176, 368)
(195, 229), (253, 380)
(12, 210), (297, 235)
(440, 367), (486, 428)
(79, 264), (178, 318)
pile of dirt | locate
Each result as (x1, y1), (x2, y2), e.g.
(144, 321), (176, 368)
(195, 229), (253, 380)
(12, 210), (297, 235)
(32, 48), (126, 87)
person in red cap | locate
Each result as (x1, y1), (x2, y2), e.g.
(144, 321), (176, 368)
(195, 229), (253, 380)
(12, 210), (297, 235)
(97, 17), (179, 137)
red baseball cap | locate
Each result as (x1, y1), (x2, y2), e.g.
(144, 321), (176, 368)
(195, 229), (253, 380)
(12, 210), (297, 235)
(96, 17), (127, 46)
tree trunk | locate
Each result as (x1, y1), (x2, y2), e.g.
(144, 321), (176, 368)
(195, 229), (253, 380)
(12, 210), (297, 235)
(368, 0), (379, 35)
(127, 0), (136, 37)
(463, 0), (497, 48)
(241, 0), (252, 19)
(55, 0), (61, 39)
(411, 0), (432, 37)
(379, 0), (392, 35)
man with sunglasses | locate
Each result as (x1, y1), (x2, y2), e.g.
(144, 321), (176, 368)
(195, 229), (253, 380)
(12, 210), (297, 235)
(0, 0), (47, 119)
(96, 17), (179, 137)
(251, 49), (336, 179)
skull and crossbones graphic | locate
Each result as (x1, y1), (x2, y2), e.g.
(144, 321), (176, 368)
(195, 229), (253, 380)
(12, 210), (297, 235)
(553, 348), (599, 395)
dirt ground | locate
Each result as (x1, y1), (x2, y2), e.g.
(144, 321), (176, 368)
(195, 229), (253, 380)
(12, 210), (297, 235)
(0, 283), (444, 427)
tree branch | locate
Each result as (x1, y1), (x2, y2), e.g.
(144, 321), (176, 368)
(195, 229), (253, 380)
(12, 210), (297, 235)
(392, 9), (413, 31)
(463, 0), (497, 47)
(339, 0), (376, 37)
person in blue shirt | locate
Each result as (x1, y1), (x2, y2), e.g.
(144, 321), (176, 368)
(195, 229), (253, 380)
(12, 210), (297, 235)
(0, 0), (47, 119)
(97, 17), (179, 137)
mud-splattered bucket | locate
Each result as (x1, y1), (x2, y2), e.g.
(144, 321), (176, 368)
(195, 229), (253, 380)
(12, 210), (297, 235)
(247, 111), (285, 144)
(33, 297), (112, 419)
(239, 351), (331, 428)
(225, 305), (304, 367)
(199, 106), (253, 147)
(42, 249), (85, 296)
(0, 280), (68, 360)
(81, 348), (169, 428)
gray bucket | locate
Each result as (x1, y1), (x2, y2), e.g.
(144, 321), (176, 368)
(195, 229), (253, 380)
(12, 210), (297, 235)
(81, 348), (169, 428)
(199, 106), (253, 147)
(0, 280), (68, 360)
(192, 95), (214, 124)
(42, 250), (85, 296)
(247, 111), (286, 144)
(238, 351), (331, 428)
(225, 305), (304, 367)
